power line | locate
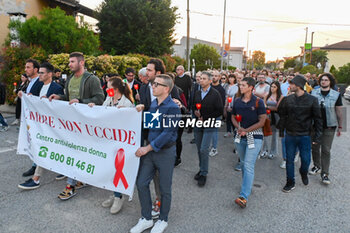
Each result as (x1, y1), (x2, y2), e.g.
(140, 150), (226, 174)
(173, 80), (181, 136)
(317, 31), (350, 40)
(190, 10), (350, 27)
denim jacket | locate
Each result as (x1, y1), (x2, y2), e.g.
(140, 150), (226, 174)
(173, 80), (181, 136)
(311, 88), (339, 127)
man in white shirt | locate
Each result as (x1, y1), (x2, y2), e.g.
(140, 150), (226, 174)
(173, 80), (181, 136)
(253, 73), (270, 99)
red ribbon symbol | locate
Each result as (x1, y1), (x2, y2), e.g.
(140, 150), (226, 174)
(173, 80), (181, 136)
(107, 88), (115, 97)
(113, 148), (129, 189)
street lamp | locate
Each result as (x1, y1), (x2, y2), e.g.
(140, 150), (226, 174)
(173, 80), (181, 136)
(246, 30), (252, 69)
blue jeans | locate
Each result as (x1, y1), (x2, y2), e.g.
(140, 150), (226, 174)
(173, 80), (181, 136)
(0, 113), (8, 126)
(210, 117), (221, 149)
(136, 146), (176, 222)
(285, 134), (311, 182)
(235, 138), (263, 200)
(194, 127), (215, 176)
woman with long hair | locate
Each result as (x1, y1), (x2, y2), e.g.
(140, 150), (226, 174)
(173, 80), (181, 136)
(260, 81), (283, 160)
(224, 73), (238, 137)
(88, 75), (138, 215)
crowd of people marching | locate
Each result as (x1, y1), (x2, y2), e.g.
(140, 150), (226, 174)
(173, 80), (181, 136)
(0, 52), (343, 233)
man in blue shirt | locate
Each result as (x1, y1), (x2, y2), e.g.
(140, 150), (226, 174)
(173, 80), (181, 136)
(131, 74), (180, 233)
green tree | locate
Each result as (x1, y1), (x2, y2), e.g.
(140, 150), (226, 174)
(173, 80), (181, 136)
(335, 63), (350, 84)
(300, 64), (317, 74)
(97, 0), (178, 56)
(284, 58), (296, 69)
(306, 50), (328, 67)
(249, 50), (265, 69)
(16, 7), (99, 55)
(190, 43), (220, 71)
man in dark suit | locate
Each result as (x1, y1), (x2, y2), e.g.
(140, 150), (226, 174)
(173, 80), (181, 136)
(140, 59), (180, 111)
(124, 67), (141, 104)
(18, 59), (43, 177)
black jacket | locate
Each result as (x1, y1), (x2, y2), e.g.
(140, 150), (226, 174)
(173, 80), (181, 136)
(193, 87), (223, 121)
(277, 92), (323, 143)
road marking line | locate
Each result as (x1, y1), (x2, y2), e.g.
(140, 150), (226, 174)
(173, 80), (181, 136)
(0, 146), (17, 154)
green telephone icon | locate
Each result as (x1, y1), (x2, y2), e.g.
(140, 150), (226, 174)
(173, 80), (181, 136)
(38, 146), (48, 158)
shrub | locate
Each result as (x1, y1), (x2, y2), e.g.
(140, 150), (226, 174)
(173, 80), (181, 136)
(0, 45), (47, 104)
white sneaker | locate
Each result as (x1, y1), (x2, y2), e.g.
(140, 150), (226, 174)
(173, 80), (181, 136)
(11, 119), (19, 125)
(110, 196), (124, 214)
(280, 161), (286, 169)
(259, 151), (268, 159)
(0, 126), (9, 132)
(224, 132), (232, 137)
(102, 195), (114, 208)
(294, 155), (299, 163)
(130, 218), (154, 233)
(209, 148), (218, 157)
(150, 220), (168, 233)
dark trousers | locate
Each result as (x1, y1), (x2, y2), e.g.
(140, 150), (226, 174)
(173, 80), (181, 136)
(137, 146), (176, 222)
(312, 128), (336, 175)
(176, 127), (184, 162)
(15, 98), (22, 119)
(285, 134), (311, 183)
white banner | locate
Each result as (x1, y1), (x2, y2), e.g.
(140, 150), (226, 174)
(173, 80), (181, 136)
(17, 95), (141, 197)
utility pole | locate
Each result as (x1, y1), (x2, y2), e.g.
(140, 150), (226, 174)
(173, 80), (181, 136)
(246, 30), (252, 69)
(302, 27), (308, 67)
(186, 0), (190, 71)
(310, 32), (314, 64)
(220, 0), (226, 71)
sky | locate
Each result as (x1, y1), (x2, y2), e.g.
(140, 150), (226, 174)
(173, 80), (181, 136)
(79, 0), (350, 61)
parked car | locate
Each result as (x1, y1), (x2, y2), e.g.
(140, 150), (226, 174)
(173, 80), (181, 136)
(343, 85), (350, 102)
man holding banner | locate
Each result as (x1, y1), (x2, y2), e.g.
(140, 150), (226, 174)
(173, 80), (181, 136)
(18, 62), (64, 190)
(49, 52), (104, 200)
(130, 74), (180, 233)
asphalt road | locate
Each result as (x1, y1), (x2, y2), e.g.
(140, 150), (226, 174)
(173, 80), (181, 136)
(1, 100), (350, 233)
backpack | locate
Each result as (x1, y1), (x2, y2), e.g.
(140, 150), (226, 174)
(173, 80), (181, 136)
(0, 83), (6, 105)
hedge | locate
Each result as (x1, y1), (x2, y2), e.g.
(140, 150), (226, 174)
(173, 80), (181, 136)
(0, 44), (183, 104)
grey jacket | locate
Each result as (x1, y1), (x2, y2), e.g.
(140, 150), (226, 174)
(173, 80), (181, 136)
(59, 71), (104, 105)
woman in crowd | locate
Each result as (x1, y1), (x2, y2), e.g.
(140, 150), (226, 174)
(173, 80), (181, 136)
(89, 76), (139, 214)
(224, 73), (238, 137)
(262, 81), (283, 159)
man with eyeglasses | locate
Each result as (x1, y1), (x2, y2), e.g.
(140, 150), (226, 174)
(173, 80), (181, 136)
(131, 74), (180, 233)
(310, 73), (342, 184)
(139, 58), (181, 221)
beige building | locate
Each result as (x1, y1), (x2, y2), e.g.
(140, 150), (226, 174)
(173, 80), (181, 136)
(320, 41), (350, 69)
(0, 0), (96, 50)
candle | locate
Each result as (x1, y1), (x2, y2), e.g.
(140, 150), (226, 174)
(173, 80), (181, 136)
(107, 88), (115, 97)
(235, 114), (242, 128)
